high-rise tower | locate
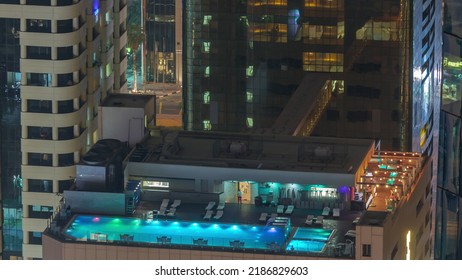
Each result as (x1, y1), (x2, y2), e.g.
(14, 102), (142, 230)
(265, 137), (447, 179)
(0, 0), (128, 259)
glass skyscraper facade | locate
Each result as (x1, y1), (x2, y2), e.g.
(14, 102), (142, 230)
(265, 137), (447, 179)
(146, 0), (177, 83)
(436, 0), (462, 260)
(183, 0), (441, 153)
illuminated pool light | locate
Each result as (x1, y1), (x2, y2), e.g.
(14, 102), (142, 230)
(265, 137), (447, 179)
(92, 217), (100, 222)
(268, 227), (277, 233)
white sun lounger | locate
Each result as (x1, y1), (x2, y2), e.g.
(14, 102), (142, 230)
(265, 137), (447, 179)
(259, 212), (268, 222)
(166, 207), (176, 217)
(315, 215), (324, 226)
(171, 200), (181, 208)
(322, 206), (330, 216)
(158, 208), (167, 217)
(333, 208), (340, 218)
(160, 199), (169, 209)
(217, 202), (225, 210)
(285, 205), (294, 215)
(205, 201), (216, 211)
(213, 210), (223, 220)
(305, 215), (314, 226)
(203, 210), (213, 220)
(277, 205), (285, 214)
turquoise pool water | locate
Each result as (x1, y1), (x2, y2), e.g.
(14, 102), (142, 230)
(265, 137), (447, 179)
(65, 215), (287, 250)
(287, 228), (334, 253)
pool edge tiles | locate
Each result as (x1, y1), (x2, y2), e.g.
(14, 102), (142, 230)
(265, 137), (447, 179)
(63, 214), (289, 251)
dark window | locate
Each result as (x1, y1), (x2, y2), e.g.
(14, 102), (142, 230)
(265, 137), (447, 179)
(351, 63), (381, 73)
(28, 179), (52, 193)
(57, 46), (74, 60)
(26, 0), (51, 5)
(362, 244), (371, 257)
(416, 197), (424, 216)
(392, 110), (400, 122)
(27, 46), (51, 59)
(58, 126), (74, 140)
(58, 100), (74, 113)
(347, 85), (381, 98)
(26, 19), (51, 33)
(28, 126), (52, 140)
(28, 205), (53, 219)
(57, 73), (74, 86)
(28, 152), (52, 166)
(391, 243), (398, 259)
(57, 19), (73, 33)
(347, 111), (371, 122)
(29, 232), (42, 245)
(27, 99), (52, 113)
(326, 110), (340, 121)
(416, 225), (424, 244)
(59, 153), (74, 166)
(27, 73), (51, 86)
(392, 138), (400, 150)
(59, 179), (74, 192)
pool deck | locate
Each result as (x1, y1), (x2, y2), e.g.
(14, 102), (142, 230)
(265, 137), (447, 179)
(134, 201), (361, 246)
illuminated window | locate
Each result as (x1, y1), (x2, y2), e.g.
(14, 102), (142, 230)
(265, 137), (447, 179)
(203, 120), (212, 130)
(204, 66), (210, 77)
(246, 117), (254, 128)
(246, 66), (254, 77)
(356, 20), (398, 41)
(240, 16), (249, 26)
(303, 52), (343, 72)
(203, 91), (210, 104)
(202, 42), (211, 53)
(246, 91), (253, 102)
(203, 15), (212, 25)
(106, 63), (113, 77)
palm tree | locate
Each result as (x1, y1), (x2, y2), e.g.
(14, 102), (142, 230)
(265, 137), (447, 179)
(127, 23), (144, 92)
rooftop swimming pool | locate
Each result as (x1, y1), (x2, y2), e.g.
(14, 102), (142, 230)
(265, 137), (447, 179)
(287, 228), (334, 253)
(65, 215), (288, 250)
(64, 215), (334, 254)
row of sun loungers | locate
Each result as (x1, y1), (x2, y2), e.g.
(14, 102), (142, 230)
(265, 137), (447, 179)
(205, 201), (226, 211)
(322, 207), (341, 217)
(277, 205), (295, 215)
(305, 215), (324, 226)
(259, 212), (278, 222)
(156, 199), (182, 218)
(203, 209), (224, 220)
